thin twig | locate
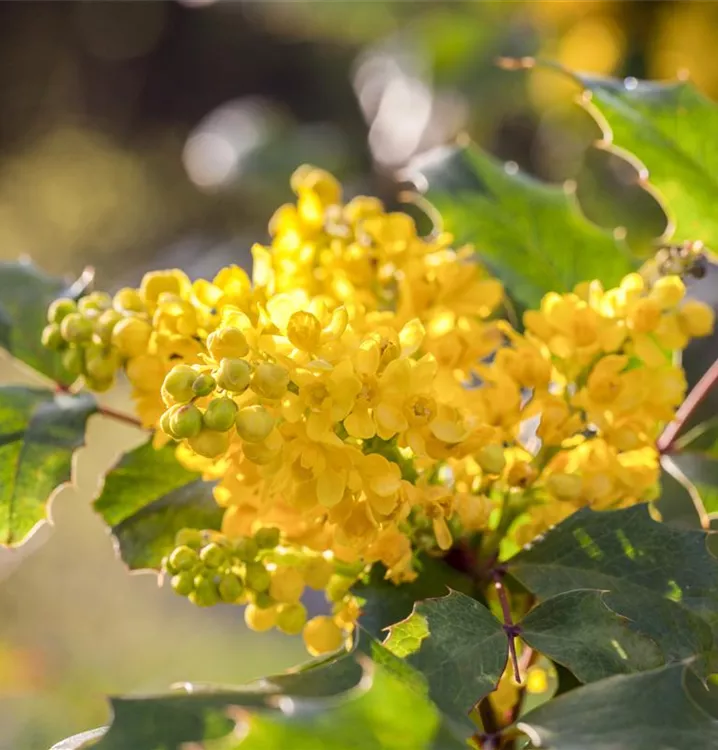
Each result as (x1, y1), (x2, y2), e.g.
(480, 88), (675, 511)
(658, 357), (718, 454)
(492, 568), (521, 684)
(97, 405), (144, 428)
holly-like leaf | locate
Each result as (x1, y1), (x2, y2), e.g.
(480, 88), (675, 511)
(354, 554), (474, 639)
(517, 663), (718, 750)
(0, 386), (96, 546)
(406, 144), (634, 309)
(0, 260), (77, 384)
(563, 69), (718, 250)
(519, 589), (663, 683)
(93, 439), (221, 570)
(384, 590), (507, 735)
(509, 505), (718, 674)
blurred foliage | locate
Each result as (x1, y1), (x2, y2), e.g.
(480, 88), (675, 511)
(1, 1), (718, 747)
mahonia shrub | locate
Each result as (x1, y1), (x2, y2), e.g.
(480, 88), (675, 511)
(3, 68), (718, 750)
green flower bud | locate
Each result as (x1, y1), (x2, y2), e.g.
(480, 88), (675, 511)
(218, 573), (244, 603)
(175, 528), (203, 549)
(171, 572), (195, 596)
(251, 362), (290, 399)
(203, 397), (238, 432)
(61, 347), (84, 375)
(252, 591), (276, 609)
(78, 292), (112, 315)
(94, 309), (122, 344)
(161, 365), (198, 405)
(48, 297), (77, 324)
(159, 406), (179, 439)
(200, 542), (226, 568)
(60, 313), (94, 343)
(326, 575), (352, 603)
(235, 405), (275, 443)
(169, 545), (198, 572)
(276, 602), (308, 635)
(169, 404), (203, 439)
(84, 374), (114, 393)
(254, 527), (280, 549)
(245, 562), (271, 593)
(85, 350), (118, 382)
(41, 323), (65, 350)
(233, 537), (259, 563)
(192, 373), (216, 397)
(215, 358), (251, 393)
(188, 428), (229, 458)
(190, 577), (220, 607)
(477, 444), (506, 475)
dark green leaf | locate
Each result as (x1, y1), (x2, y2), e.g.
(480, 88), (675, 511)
(0, 386), (96, 546)
(509, 505), (718, 674)
(354, 554), (474, 639)
(656, 460), (709, 530)
(0, 260), (76, 384)
(666, 454), (718, 517)
(93, 439), (221, 570)
(517, 663), (718, 750)
(384, 590), (507, 734)
(407, 144), (634, 309)
(519, 589), (663, 683)
(564, 70), (718, 249)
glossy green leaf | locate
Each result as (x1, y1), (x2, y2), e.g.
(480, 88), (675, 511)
(517, 663), (718, 750)
(93, 439), (221, 570)
(0, 260), (77, 384)
(0, 386), (96, 546)
(566, 70), (718, 249)
(519, 589), (663, 683)
(408, 144), (634, 309)
(384, 590), (506, 733)
(509, 505), (718, 674)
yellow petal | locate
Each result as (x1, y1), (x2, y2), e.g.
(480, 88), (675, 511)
(316, 468), (347, 507)
(399, 318), (425, 357)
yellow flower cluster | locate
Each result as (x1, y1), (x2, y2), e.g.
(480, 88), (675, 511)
(45, 166), (714, 654)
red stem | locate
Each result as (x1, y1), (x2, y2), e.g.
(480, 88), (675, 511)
(658, 357), (718, 454)
(55, 383), (144, 428)
(492, 569), (521, 685)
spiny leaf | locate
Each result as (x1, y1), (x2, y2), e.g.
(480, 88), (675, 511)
(517, 663), (718, 750)
(0, 260), (76, 384)
(0, 386), (96, 546)
(519, 589), (663, 683)
(406, 143), (634, 309)
(509, 504), (718, 675)
(93, 439), (221, 570)
(383, 590), (507, 735)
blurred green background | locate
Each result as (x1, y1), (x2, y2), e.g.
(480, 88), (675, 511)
(0, 2), (717, 747)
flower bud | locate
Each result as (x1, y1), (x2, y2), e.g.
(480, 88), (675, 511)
(84, 374), (114, 392)
(325, 575), (352, 603)
(679, 300), (715, 337)
(113, 287), (144, 313)
(244, 562), (271, 593)
(188, 428), (230, 458)
(651, 276), (685, 309)
(190, 577), (220, 607)
(269, 567), (304, 604)
(61, 347), (84, 375)
(94, 309), (122, 344)
(207, 327), (249, 360)
(215, 358), (251, 393)
(192, 373), (216, 397)
(203, 397), (238, 432)
(244, 603), (277, 632)
(162, 365), (198, 405)
(477, 444), (506, 475)
(60, 313), (93, 343)
(219, 573), (245, 603)
(169, 404), (203, 439)
(175, 528), (203, 549)
(200, 542), (226, 568)
(48, 297), (77, 324)
(251, 362), (290, 399)
(169, 545), (198, 572)
(41, 323), (64, 350)
(78, 292), (112, 315)
(287, 311), (321, 351)
(252, 591), (276, 609)
(111, 317), (152, 358)
(235, 405), (275, 443)
(171, 572), (195, 596)
(303, 616), (344, 656)
(276, 602), (308, 635)
(233, 537), (259, 563)
(303, 557), (333, 590)
(254, 527), (280, 549)
(85, 350), (118, 382)
(546, 473), (583, 501)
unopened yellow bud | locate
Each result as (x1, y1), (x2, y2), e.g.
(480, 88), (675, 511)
(326, 575), (352, 602)
(78, 292), (112, 315)
(235, 405), (275, 443)
(85, 351), (118, 382)
(303, 557), (333, 590)
(187, 428), (229, 458)
(251, 362), (290, 399)
(546, 473), (583, 500)
(41, 323), (64, 350)
(61, 347), (84, 375)
(207, 327), (249, 360)
(276, 603), (308, 635)
(60, 313), (93, 343)
(651, 276), (685, 309)
(162, 365), (197, 405)
(215, 358), (251, 393)
(679, 300), (715, 337)
(244, 603), (277, 632)
(287, 311), (322, 351)
(94, 309), (122, 344)
(628, 297), (661, 333)
(48, 297), (77, 324)
(269, 567), (305, 604)
(477, 444), (506, 475)
(203, 397), (238, 432)
(303, 616), (344, 656)
(112, 317), (152, 358)
(113, 287), (145, 313)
